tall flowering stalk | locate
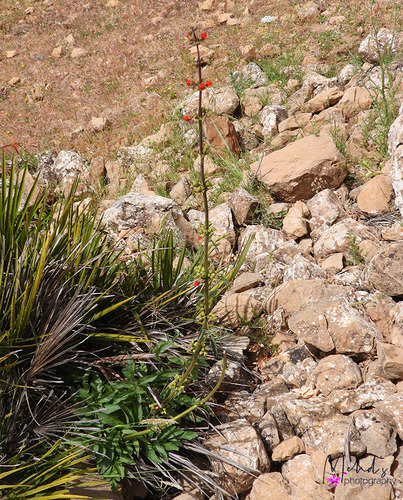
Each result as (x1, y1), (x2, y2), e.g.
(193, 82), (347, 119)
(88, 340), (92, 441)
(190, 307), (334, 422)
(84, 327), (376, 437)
(161, 29), (225, 409)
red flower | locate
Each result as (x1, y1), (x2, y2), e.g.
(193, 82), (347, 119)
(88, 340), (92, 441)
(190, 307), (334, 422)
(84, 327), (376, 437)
(183, 115), (190, 122)
(186, 33), (190, 39)
(197, 236), (202, 241)
(199, 83), (206, 90)
(201, 32), (207, 40)
(185, 78), (192, 86)
(205, 80), (212, 87)
(182, 45), (187, 49)
(194, 280), (200, 286)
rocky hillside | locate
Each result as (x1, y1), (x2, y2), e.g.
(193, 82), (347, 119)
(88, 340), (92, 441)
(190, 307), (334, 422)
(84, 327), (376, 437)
(2, 0), (403, 499)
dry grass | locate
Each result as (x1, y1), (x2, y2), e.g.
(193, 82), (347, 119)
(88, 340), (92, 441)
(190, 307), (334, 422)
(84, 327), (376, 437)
(0, 0), (401, 160)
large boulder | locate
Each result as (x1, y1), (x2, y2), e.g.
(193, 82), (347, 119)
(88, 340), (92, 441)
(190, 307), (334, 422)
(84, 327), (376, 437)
(250, 134), (344, 202)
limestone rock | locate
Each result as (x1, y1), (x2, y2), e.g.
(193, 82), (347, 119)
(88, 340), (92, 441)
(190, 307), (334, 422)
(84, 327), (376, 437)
(38, 150), (89, 196)
(337, 86), (372, 118)
(303, 87), (344, 114)
(377, 342), (403, 380)
(170, 177), (191, 204)
(246, 472), (292, 500)
(211, 292), (263, 326)
(205, 419), (270, 494)
(357, 175), (394, 214)
(306, 354), (362, 396)
(238, 63), (268, 87)
(206, 360), (250, 391)
(282, 255), (326, 282)
(388, 109), (403, 216)
(328, 379), (397, 414)
(321, 253), (344, 274)
(102, 192), (180, 233)
(230, 272), (263, 293)
(228, 187), (259, 225)
(259, 105), (288, 138)
(271, 436), (305, 462)
(282, 454), (333, 499)
(211, 86), (239, 115)
(278, 113), (312, 133)
(306, 188), (344, 239)
(239, 225), (296, 268)
(250, 134), (343, 202)
(374, 393), (403, 439)
(295, 1), (320, 22)
(313, 218), (377, 259)
(282, 201), (310, 239)
(257, 411), (281, 451)
(204, 115), (239, 159)
(359, 28), (403, 63)
(71, 47), (86, 59)
(189, 45), (215, 65)
(288, 297), (381, 356)
(367, 242), (403, 297)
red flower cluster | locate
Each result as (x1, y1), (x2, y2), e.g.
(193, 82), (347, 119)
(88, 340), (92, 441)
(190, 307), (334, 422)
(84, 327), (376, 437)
(201, 32), (207, 40)
(185, 79), (192, 86)
(199, 83), (205, 91)
(194, 281), (200, 287)
(183, 115), (190, 122)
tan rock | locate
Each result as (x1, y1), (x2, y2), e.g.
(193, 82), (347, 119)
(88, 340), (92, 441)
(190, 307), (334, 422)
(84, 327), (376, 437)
(282, 201), (310, 239)
(88, 116), (109, 132)
(52, 46), (64, 58)
(271, 437), (305, 462)
(337, 86), (372, 118)
(259, 43), (281, 58)
(307, 354), (362, 396)
(295, 1), (320, 22)
(246, 472), (292, 500)
(357, 174), (394, 214)
(368, 242), (403, 297)
(189, 45), (214, 65)
(303, 87), (344, 114)
(5, 50), (18, 58)
(250, 134), (343, 202)
(240, 44), (257, 61)
(321, 253), (344, 273)
(71, 47), (86, 59)
(228, 187), (259, 225)
(64, 34), (75, 45)
(313, 218), (377, 259)
(282, 454), (333, 499)
(377, 342), (403, 380)
(278, 113), (312, 133)
(201, 0), (215, 11)
(205, 115), (239, 159)
(288, 297), (381, 356)
(104, 160), (124, 192)
(169, 177), (191, 204)
(8, 76), (20, 86)
(359, 28), (403, 63)
(205, 419), (270, 494)
(211, 86), (239, 116)
(382, 222), (403, 241)
(211, 292), (263, 326)
(230, 272), (262, 293)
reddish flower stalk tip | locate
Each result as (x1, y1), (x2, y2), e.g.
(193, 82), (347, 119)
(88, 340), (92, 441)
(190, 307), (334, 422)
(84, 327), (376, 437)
(199, 83), (206, 90)
(205, 80), (212, 87)
(194, 281), (200, 287)
(183, 115), (190, 122)
(201, 32), (207, 40)
(185, 78), (192, 86)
